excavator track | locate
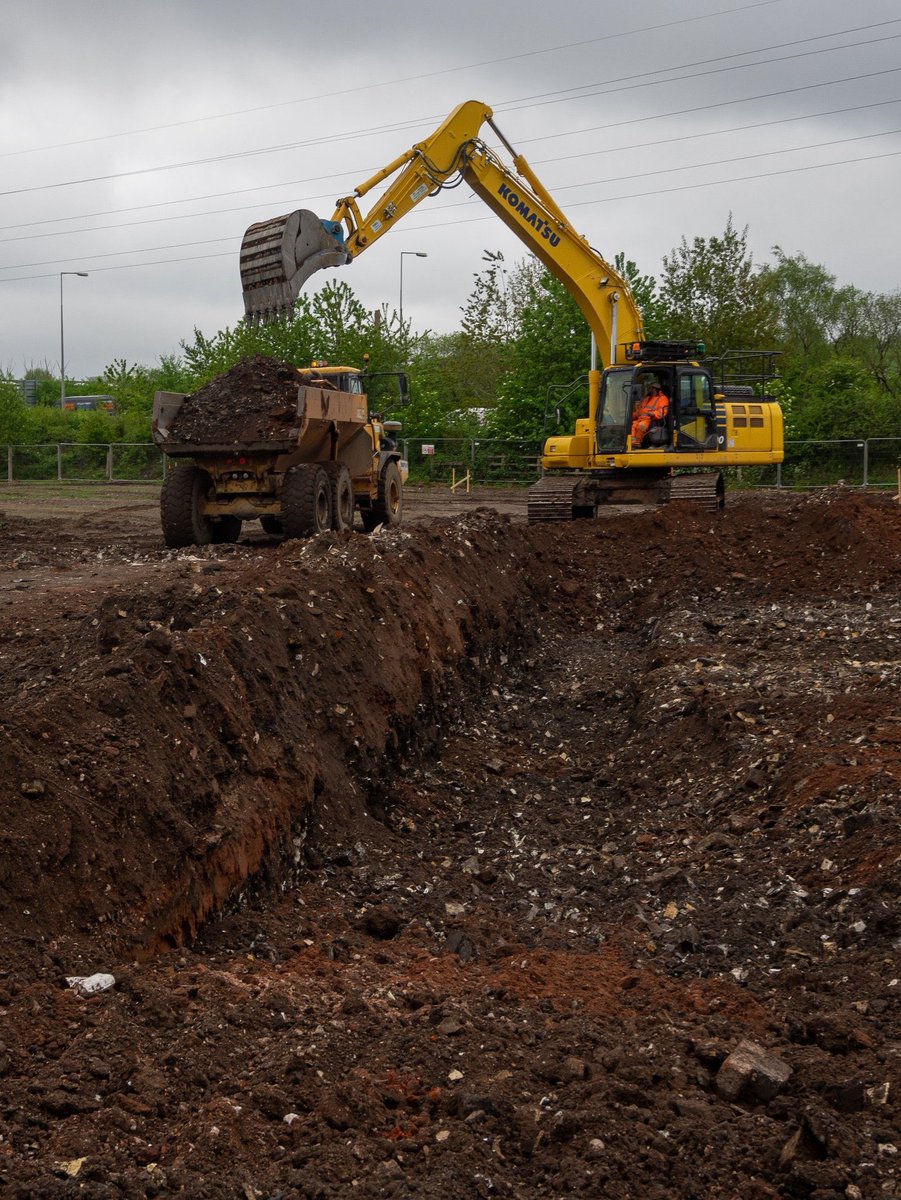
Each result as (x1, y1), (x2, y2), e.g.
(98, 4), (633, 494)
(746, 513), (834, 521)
(528, 470), (726, 522)
(667, 472), (725, 509)
(527, 476), (581, 522)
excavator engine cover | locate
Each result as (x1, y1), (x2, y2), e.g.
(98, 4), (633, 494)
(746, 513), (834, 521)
(240, 210), (349, 325)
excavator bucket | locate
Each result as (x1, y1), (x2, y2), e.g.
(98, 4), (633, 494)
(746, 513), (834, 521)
(239, 209), (350, 325)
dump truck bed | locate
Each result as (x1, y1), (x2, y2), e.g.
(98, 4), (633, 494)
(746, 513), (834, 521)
(152, 357), (369, 459)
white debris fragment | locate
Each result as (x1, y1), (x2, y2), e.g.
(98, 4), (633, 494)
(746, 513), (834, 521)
(66, 973), (116, 995)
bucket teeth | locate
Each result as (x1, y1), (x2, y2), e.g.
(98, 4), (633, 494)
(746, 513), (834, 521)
(239, 209), (350, 325)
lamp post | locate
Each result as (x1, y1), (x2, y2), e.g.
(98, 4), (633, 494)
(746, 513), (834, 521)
(399, 251), (427, 329)
(60, 271), (88, 408)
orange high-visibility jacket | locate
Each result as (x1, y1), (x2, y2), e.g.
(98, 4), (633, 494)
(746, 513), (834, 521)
(631, 389), (669, 445)
(635, 390), (668, 423)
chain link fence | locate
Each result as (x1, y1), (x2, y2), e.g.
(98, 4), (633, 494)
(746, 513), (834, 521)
(4, 443), (165, 483)
(401, 438), (542, 486)
(2, 438), (899, 490)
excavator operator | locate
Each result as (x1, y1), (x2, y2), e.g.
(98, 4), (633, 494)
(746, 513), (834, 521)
(631, 379), (669, 448)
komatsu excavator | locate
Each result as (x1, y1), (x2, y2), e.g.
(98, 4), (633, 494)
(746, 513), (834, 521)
(239, 99), (783, 519)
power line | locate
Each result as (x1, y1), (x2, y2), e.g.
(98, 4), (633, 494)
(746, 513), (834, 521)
(522, 68), (901, 144)
(2, 147), (898, 284)
(0, 0), (791, 161)
(3, 96), (898, 250)
(532, 98), (901, 169)
(2, 125), (900, 271)
(497, 30), (901, 116)
(2, 28), (899, 200)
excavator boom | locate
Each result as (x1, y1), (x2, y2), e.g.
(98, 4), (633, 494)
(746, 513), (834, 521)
(236, 98), (783, 521)
(238, 100), (644, 364)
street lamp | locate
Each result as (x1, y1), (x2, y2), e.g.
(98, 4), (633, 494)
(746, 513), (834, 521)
(399, 251), (427, 328)
(60, 271), (88, 408)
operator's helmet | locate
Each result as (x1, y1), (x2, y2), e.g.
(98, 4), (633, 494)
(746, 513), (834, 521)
(643, 378), (661, 395)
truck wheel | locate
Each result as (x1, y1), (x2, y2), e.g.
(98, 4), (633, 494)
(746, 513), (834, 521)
(323, 462), (355, 531)
(281, 464), (332, 538)
(160, 464), (213, 548)
(211, 515), (242, 543)
(374, 460), (403, 529)
(260, 515), (283, 535)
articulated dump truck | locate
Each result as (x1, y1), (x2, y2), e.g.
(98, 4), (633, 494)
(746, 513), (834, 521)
(153, 356), (408, 549)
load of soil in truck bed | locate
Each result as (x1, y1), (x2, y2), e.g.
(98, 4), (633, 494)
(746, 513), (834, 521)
(0, 488), (898, 1199)
(165, 355), (304, 445)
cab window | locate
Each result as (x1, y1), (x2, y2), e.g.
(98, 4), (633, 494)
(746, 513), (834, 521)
(679, 372), (712, 414)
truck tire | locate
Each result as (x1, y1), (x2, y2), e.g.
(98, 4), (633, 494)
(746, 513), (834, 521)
(281, 464), (332, 538)
(160, 464), (213, 548)
(362, 460), (403, 532)
(323, 462), (355, 531)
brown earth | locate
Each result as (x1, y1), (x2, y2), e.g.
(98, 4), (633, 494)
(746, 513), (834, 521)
(165, 356), (305, 445)
(0, 487), (898, 1199)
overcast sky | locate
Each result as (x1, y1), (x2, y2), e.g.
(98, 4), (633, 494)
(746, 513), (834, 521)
(1, 0), (899, 379)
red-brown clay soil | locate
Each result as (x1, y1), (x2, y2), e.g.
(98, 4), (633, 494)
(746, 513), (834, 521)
(0, 488), (898, 1199)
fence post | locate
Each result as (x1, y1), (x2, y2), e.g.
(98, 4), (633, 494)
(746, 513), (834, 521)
(106, 444), (114, 481)
(6, 445), (12, 484)
(57, 444), (63, 482)
(776, 461), (782, 489)
(861, 440), (869, 488)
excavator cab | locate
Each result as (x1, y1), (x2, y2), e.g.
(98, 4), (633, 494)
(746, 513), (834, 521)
(596, 366), (675, 451)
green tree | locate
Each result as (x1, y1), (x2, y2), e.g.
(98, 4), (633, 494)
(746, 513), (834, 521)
(856, 290), (901, 401)
(180, 281), (404, 386)
(790, 357), (894, 441)
(613, 251), (664, 337)
(657, 215), (776, 354)
(760, 247), (848, 363)
(0, 377), (33, 444)
(490, 269), (592, 439)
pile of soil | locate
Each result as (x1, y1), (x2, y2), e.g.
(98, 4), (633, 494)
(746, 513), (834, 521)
(166, 355), (303, 445)
(0, 489), (898, 1198)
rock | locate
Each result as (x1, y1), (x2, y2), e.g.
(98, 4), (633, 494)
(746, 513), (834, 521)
(65, 973), (116, 996)
(778, 1126), (803, 1168)
(444, 929), (475, 962)
(360, 907), (402, 939)
(437, 1014), (465, 1036)
(696, 831), (737, 854)
(716, 1040), (792, 1102)
(560, 1056), (589, 1082)
(143, 629), (172, 654)
(825, 1080), (867, 1113)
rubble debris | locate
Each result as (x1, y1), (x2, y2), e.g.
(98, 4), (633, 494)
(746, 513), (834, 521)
(0, 489), (897, 1196)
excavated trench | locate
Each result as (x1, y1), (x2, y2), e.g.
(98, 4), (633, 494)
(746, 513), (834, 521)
(0, 491), (898, 1198)
(0, 512), (552, 969)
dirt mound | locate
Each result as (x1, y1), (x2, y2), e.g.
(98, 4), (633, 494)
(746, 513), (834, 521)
(0, 489), (898, 1197)
(167, 355), (303, 444)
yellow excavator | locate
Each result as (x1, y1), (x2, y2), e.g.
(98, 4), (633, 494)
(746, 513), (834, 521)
(239, 99), (783, 519)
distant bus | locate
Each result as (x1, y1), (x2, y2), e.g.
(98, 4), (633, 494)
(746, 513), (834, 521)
(63, 395), (116, 413)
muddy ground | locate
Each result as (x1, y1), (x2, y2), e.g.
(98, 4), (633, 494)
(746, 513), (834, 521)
(0, 485), (897, 1199)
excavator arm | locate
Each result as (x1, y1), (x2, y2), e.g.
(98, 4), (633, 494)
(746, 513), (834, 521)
(239, 100), (644, 372)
